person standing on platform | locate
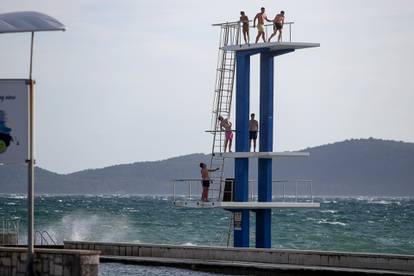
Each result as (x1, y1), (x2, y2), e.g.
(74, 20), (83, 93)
(218, 115), (233, 152)
(200, 163), (219, 202)
(268, 11), (285, 42)
(240, 11), (250, 44)
(249, 113), (259, 152)
(253, 7), (271, 43)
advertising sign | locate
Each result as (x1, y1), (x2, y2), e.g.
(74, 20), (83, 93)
(0, 79), (29, 163)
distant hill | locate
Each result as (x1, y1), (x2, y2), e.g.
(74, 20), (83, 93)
(0, 138), (413, 196)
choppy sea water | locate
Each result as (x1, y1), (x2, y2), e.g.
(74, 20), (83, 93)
(1, 195), (413, 274)
(100, 263), (242, 276)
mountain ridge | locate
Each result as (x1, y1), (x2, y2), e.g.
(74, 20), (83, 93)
(0, 138), (413, 196)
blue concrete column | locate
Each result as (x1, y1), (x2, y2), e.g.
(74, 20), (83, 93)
(234, 51), (251, 247)
(256, 51), (274, 248)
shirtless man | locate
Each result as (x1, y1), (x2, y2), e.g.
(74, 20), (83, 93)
(268, 11), (285, 42)
(218, 115), (233, 152)
(200, 163), (219, 202)
(240, 11), (250, 44)
(253, 7), (271, 43)
(249, 113), (259, 152)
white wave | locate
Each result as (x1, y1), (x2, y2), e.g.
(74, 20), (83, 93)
(322, 200), (337, 204)
(317, 219), (347, 226)
(6, 194), (26, 199)
(182, 242), (197, 246)
(320, 210), (338, 214)
(368, 200), (393, 205)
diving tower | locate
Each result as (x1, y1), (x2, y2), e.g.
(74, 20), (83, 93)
(173, 20), (320, 249)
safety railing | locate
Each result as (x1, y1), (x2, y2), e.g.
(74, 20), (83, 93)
(35, 230), (57, 245)
(261, 22), (294, 43)
(1, 218), (19, 244)
(172, 178), (314, 203)
(249, 179), (314, 203)
(214, 20), (294, 47)
(172, 178), (223, 202)
(1, 218), (19, 233)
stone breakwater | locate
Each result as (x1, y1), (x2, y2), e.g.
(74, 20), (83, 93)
(65, 241), (414, 275)
(0, 247), (99, 276)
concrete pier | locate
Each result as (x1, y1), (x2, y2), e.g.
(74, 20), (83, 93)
(64, 241), (414, 275)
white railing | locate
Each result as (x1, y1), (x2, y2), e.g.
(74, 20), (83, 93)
(214, 20), (294, 47)
(1, 218), (19, 234)
(1, 218), (20, 244)
(172, 178), (223, 202)
(35, 230), (57, 245)
(172, 178), (314, 203)
(249, 179), (314, 203)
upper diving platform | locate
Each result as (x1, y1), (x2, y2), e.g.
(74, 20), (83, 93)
(223, 41), (320, 52)
(213, 20), (319, 53)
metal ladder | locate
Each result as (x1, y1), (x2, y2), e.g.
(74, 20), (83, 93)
(209, 22), (240, 200)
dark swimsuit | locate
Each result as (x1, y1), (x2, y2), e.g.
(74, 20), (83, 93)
(202, 180), (211, 188)
(274, 22), (283, 30)
(249, 131), (258, 140)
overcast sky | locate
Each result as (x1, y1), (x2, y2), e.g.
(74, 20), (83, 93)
(0, 0), (413, 173)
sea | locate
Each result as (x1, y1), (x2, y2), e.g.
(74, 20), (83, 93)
(1, 195), (413, 275)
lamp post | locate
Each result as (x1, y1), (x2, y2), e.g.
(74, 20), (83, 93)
(0, 11), (65, 274)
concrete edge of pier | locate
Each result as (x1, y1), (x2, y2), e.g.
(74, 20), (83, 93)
(101, 255), (414, 275)
(64, 241), (414, 275)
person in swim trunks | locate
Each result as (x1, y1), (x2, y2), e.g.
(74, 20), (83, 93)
(200, 163), (219, 202)
(240, 11), (250, 44)
(218, 115), (233, 152)
(268, 11), (285, 42)
(253, 7), (271, 43)
(249, 113), (259, 152)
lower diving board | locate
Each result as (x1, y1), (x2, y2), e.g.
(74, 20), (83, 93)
(173, 200), (320, 209)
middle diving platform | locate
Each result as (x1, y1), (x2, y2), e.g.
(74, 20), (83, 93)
(174, 201), (320, 209)
(172, 178), (320, 209)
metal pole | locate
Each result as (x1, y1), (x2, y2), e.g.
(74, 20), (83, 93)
(256, 51), (274, 248)
(295, 180), (298, 202)
(27, 31), (35, 275)
(2, 219), (4, 244)
(310, 181), (313, 203)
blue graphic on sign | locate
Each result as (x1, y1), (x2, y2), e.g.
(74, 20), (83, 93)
(0, 110), (13, 154)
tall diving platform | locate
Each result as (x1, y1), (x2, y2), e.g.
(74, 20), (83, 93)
(173, 20), (320, 249)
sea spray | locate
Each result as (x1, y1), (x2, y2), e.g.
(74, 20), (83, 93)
(42, 212), (135, 244)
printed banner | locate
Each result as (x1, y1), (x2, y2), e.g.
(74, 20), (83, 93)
(0, 79), (29, 163)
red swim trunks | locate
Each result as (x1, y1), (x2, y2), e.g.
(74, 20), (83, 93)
(225, 130), (233, 140)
